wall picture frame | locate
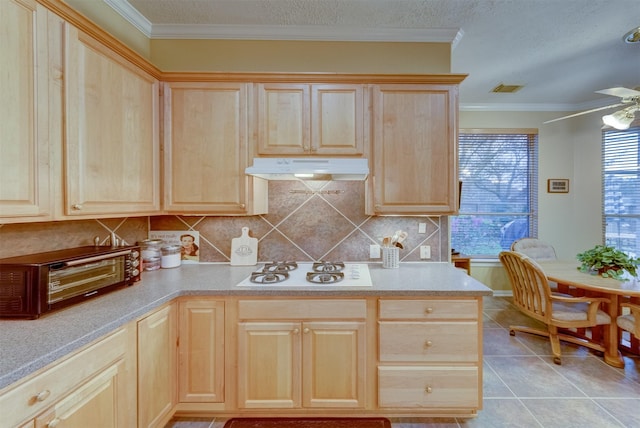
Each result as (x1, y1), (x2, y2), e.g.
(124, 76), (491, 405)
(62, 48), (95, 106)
(547, 178), (569, 193)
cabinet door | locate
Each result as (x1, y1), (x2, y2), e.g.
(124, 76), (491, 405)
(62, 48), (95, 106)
(0, 327), (135, 428)
(0, 0), (51, 221)
(256, 83), (310, 154)
(237, 322), (301, 408)
(163, 82), (264, 214)
(34, 362), (127, 428)
(302, 321), (366, 408)
(371, 84), (459, 214)
(311, 84), (366, 155)
(138, 303), (176, 428)
(64, 26), (160, 217)
(178, 299), (225, 403)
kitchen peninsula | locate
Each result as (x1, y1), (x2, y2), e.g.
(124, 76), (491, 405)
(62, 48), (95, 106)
(0, 263), (491, 426)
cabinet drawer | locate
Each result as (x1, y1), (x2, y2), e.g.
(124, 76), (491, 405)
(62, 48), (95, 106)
(379, 299), (478, 320)
(0, 327), (128, 428)
(238, 299), (367, 319)
(379, 322), (478, 362)
(378, 366), (479, 408)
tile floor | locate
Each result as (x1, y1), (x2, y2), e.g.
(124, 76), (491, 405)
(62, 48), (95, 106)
(165, 296), (640, 428)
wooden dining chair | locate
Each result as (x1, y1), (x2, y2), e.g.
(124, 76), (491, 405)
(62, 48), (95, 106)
(510, 238), (560, 292)
(510, 238), (558, 261)
(617, 303), (640, 339)
(499, 251), (612, 364)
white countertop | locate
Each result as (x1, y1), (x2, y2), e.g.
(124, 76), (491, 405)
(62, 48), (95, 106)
(0, 262), (491, 390)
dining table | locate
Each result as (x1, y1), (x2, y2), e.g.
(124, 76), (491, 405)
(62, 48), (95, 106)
(538, 260), (640, 368)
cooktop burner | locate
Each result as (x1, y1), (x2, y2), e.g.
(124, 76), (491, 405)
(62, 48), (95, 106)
(262, 261), (299, 273)
(312, 261), (345, 272)
(306, 271), (344, 284)
(237, 262), (372, 287)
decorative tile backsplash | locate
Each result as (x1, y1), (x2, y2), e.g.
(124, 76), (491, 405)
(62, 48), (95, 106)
(0, 181), (448, 262)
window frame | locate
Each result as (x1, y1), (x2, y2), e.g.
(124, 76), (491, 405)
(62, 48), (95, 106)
(602, 124), (640, 256)
(452, 128), (539, 258)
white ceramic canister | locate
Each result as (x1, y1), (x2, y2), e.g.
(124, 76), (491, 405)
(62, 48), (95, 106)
(161, 245), (181, 268)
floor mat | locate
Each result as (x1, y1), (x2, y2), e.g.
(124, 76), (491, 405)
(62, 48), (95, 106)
(223, 417), (392, 428)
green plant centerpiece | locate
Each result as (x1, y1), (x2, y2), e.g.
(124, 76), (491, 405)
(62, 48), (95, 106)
(576, 244), (640, 281)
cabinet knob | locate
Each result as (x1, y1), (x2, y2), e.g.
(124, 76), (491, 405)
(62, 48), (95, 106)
(424, 340), (433, 348)
(36, 389), (51, 402)
(48, 418), (61, 428)
(303, 327), (310, 334)
(239, 204), (246, 209)
(293, 328), (300, 334)
(425, 386), (433, 394)
(71, 204), (83, 210)
(424, 307), (433, 314)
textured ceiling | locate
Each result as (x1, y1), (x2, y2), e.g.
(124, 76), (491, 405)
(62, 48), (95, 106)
(114, 0), (640, 112)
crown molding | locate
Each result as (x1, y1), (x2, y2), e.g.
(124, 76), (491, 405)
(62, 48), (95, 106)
(103, 0), (152, 36)
(103, 0), (461, 43)
(460, 97), (619, 112)
(149, 24), (461, 43)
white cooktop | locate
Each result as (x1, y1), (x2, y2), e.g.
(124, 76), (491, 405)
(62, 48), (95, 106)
(236, 263), (372, 287)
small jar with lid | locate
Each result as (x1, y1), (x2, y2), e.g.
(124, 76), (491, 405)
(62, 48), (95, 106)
(160, 245), (181, 269)
(140, 239), (163, 271)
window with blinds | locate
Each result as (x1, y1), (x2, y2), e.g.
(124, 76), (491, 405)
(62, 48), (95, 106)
(603, 125), (640, 257)
(451, 130), (538, 257)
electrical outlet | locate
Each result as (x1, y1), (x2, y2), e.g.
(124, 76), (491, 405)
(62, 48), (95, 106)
(370, 244), (381, 259)
(418, 223), (427, 234)
(420, 245), (431, 259)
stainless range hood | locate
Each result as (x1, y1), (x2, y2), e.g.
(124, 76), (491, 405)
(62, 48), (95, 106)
(245, 158), (369, 181)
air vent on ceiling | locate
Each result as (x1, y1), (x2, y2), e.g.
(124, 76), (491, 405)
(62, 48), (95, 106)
(491, 83), (524, 93)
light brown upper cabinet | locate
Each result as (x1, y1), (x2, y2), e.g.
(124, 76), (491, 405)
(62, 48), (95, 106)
(256, 83), (367, 156)
(63, 26), (161, 217)
(0, 0), (51, 222)
(369, 83), (460, 215)
(163, 81), (267, 215)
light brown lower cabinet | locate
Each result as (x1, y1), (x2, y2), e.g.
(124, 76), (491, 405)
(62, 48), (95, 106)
(1, 295), (483, 425)
(236, 299), (367, 410)
(0, 326), (136, 428)
(377, 299), (482, 412)
(137, 302), (177, 428)
(177, 299), (225, 403)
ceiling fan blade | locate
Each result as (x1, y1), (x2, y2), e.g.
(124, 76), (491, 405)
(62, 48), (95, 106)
(543, 103), (625, 124)
(595, 87), (640, 98)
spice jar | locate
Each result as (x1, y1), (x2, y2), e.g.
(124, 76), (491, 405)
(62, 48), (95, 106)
(140, 239), (163, 271)
(161, 245), (181, 269)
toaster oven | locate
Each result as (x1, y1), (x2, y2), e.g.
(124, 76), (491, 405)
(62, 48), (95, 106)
(0, 246), (141, 319)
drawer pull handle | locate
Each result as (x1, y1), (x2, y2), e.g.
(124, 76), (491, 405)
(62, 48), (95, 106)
(424, 340), (433, 348)
(425, 307), (433, 314)
(303, 328), (310, 334)
(48, 417), (61, 428)
(36, 389), (51, 402)
(425, 386), (433, 394)
(71, 204), (83, 210)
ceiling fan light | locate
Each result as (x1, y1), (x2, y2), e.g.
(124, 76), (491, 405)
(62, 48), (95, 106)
(602, 109), (635, 130)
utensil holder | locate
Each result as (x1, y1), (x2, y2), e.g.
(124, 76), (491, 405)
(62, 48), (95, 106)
(382, 247), (399, 269)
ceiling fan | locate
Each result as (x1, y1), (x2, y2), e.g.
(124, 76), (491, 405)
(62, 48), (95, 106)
(544, 86), (640, 129)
